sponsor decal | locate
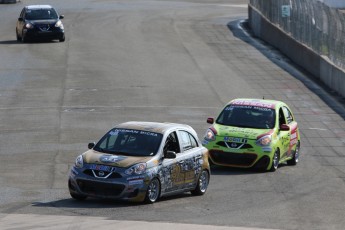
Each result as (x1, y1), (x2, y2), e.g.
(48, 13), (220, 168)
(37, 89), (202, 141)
(262, 147), (272, 152)
(231, 100), (275, 109)
(224, 137), (247, 143)
(127, 175), (145, 181)
(109, 129), (158, 137)
(100, 155), (126, 163)
(128, 180), (144, 185)
(202, 140), (209, 145)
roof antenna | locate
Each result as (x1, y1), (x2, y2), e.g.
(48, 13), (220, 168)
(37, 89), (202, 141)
(263, 96), (265, 100)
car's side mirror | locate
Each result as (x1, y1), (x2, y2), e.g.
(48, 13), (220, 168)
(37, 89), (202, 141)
(59, 15), (64, 19)
(18, 18), (23, 22)
(164, 151), (176, 159)
(207, 117), (214, 124)
(88, 142), (95, 149)
(280, 124), (290, 131)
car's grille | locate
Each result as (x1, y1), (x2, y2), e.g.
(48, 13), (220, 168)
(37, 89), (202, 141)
(210, 150), (257, 166)
(83, 169), (122, 179)
(216, 141), (253, 149)
(37, 24), (51, 31)
(77, 179), (125, 197)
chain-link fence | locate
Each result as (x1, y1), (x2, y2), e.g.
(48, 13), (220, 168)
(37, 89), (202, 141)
(249, 0), (345, 70)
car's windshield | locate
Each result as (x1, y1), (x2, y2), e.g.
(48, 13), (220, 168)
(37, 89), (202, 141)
(25, 9), (58, 20)
(216, 105), (276, 129)
(93, 128), (163, 157)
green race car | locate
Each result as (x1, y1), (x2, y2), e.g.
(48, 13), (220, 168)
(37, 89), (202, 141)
(202, 98), (300, 172)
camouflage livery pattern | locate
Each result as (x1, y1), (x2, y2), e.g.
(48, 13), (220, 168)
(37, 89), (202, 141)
(69, 121), (210, 202)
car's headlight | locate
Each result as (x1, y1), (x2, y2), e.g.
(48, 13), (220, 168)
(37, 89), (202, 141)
(25, 23), (33, 29)
(75, 155), (84, 168)
(256, 135), (272, 146)
(55, 20), (64, 29)
(125, 163), (147, 175)
(204, 128), (216, 141)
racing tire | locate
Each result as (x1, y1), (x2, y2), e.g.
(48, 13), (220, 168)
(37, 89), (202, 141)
(16, 29), (20, 41)
(21, 33), (27, 43)
(70, 192), (87, 201)
(287, 141), (300, 166)
(269, 150), (280, 172)
(191, 170), (209, 196)
(144, 178), (160, 204)
(59, 35), (65, 42)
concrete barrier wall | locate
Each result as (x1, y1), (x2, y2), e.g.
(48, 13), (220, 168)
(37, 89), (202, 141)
(248, 4), (345, 98)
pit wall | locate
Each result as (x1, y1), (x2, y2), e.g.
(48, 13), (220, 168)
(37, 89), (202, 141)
(248, 4), (345, 99)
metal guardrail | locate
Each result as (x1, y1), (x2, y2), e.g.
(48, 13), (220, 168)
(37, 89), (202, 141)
(250, 0), (345, 70)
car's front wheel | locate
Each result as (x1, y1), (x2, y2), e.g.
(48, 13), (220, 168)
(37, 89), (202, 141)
(287, 141), (300, 166)
(70, 192), (87, 201)
(59, 35), (65, 42)
(21, 33), (27, 43)
(191, 170), (209, 196)
(145, 178), (160, 203)
(269, 149), (280, 172)
(16, 29), (20, 41)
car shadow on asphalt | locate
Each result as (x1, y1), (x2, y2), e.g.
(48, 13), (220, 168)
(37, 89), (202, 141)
(0, 40), (20, 44)
(32, 198), (143, 209)
(210, 165), (268, 175)
(31, 193), (194, 209)
(0, 40), (59, 44)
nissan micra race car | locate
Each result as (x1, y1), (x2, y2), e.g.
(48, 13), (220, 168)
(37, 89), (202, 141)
(203, 98), (300, 172)
(69, 121), (210, 203)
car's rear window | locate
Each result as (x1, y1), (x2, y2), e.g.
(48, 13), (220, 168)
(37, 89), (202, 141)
(216, 104), (276, 129)
(94, 128), (163, 157)
(25, 9), (58, 20)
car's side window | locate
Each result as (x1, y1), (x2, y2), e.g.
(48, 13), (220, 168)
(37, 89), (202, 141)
(179, 130), (198, 152)
(99, 133), (117, 149)
(279, 108), (286, 126)
(20, 9), (25, 18)
(163, 132), (180, 154)
(282, 106), (294, 124)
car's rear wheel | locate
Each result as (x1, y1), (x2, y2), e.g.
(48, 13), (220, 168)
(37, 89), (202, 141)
(191, 170), (209, 196)
(269, 149), (280, 172)
(145, 178), (160, 203)
(287, 141), (300, 166)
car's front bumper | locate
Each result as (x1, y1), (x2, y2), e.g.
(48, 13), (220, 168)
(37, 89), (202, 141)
(23, 28), (64, 41)
(204, 139), (274, 169)
(68, 166), (150, 202)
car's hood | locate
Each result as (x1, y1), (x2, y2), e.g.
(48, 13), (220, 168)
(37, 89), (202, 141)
(28, 19), (58, 25)
(213, 123), (273, 140)
(83, 150), (154, 168)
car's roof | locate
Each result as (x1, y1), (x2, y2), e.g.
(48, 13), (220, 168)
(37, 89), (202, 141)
(26, 5), (53, 10)
(228, 98), (286, 109)
(114, 121), (195, 134)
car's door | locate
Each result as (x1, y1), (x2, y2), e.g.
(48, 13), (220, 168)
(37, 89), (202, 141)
(278, 107), (292, 159)
(176, 130), (203, 189)
(282, 106), (299, 158)
(160, 131), (185, 193)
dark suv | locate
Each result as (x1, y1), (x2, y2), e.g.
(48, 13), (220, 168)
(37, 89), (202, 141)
(16, 5), (65, 42)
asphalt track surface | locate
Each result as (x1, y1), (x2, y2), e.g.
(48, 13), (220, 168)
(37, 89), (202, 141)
(1, 0), (345, 229)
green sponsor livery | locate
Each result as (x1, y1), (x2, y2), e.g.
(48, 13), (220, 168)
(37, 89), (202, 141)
(203, 98), (300, 172)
